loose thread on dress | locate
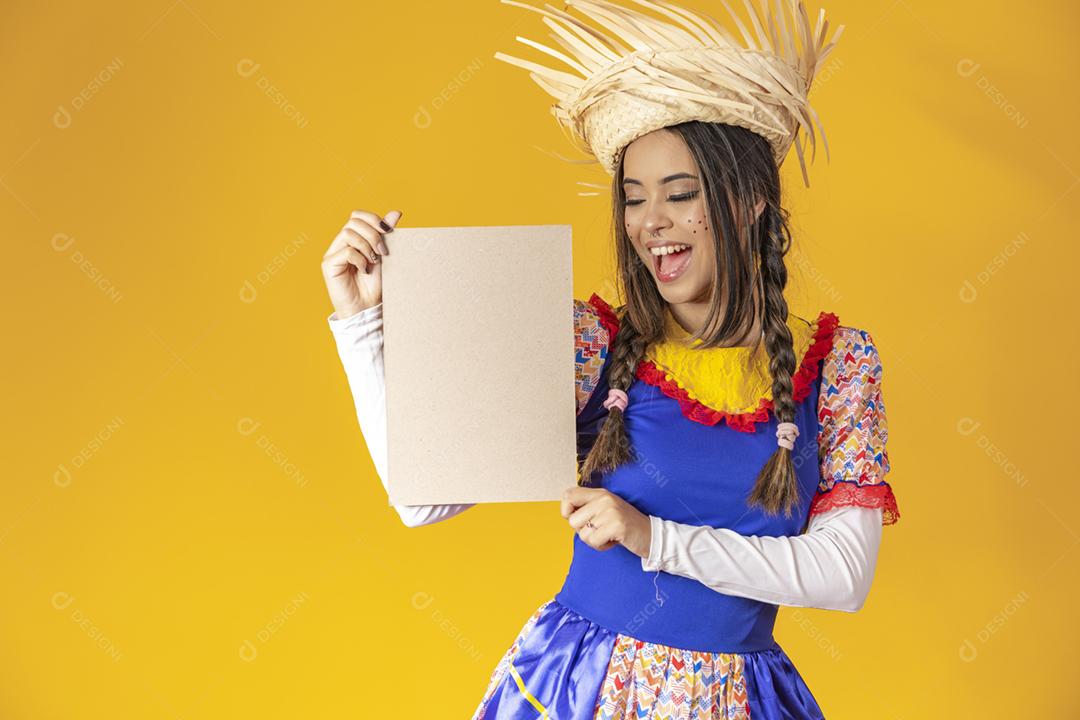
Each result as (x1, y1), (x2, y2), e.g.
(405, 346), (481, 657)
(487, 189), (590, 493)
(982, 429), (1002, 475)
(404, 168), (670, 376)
(653, 570), (664, 606)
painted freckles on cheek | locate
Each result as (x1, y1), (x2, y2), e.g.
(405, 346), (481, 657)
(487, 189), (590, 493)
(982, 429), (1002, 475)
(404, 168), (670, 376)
(687, 215), (708, 236)
(623, 213), (707, 240)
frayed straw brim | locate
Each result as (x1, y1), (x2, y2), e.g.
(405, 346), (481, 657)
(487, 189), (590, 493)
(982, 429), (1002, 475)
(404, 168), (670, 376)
(494, 0), (844, 188)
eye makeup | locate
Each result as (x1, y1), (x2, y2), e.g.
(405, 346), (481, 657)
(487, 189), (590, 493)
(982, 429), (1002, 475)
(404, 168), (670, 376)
(625, 190), (700, 206)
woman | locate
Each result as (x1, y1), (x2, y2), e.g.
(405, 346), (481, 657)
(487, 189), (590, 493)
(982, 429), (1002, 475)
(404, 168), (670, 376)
(321, 1), (900, 716)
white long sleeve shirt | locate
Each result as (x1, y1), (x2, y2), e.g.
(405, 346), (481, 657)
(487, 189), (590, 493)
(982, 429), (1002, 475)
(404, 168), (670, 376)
(327, 302), (475, 528)
(327, 302), (884, 612)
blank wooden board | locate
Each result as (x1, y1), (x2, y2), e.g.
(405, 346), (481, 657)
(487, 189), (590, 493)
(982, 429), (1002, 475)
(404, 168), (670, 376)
(382, 224), (576, 505)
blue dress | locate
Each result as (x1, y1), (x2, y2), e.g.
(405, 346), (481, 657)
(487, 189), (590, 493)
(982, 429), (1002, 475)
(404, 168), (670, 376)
(472, 294), (898, 719)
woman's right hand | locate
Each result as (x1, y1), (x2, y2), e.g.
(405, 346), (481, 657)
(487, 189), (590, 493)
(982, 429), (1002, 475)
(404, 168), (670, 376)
(321, 209), (402, 319)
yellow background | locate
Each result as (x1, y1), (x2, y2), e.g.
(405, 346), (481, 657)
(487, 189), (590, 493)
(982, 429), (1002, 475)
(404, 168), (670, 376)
(3, 0), (1077, 716)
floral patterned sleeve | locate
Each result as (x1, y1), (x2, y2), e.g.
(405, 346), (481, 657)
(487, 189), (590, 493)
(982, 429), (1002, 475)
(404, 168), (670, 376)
(574, 295), (614, 417)
(810, 325), (900, 526)
(573, 294), (619, 478)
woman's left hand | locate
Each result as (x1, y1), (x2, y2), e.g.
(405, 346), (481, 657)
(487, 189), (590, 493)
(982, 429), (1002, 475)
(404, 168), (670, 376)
(561, 486), (651, 558)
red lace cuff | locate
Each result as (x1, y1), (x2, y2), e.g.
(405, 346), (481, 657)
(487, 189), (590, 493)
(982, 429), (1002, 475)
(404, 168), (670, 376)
(808, 481), (900, 525)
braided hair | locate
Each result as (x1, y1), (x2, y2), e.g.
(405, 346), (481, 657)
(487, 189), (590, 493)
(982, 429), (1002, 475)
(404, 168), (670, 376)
(578, 121), (803, 520)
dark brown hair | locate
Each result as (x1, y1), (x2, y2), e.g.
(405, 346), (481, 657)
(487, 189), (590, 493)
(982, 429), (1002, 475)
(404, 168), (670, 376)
(579, 120), (803, 519)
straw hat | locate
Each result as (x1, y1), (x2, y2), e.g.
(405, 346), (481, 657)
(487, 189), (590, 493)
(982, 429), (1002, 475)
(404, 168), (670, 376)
(493, 0), (844, 188)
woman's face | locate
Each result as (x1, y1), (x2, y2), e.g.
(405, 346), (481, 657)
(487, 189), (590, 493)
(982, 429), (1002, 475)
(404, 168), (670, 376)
(621, 129), (716, 306)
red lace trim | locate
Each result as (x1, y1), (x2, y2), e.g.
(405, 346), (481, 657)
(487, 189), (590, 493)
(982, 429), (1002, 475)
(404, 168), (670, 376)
(638, 308), (839, 432)
(585, 294), (841, 433)
(587, 293), (621, 343)
(808, 482), (900, 525)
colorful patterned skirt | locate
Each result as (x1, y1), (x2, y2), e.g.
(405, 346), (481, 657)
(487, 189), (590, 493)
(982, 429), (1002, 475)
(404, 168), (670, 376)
(471, 598), (824, 719)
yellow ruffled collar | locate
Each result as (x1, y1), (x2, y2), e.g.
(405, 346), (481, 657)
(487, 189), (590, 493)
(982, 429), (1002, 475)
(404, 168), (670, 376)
(583, 293), (840, 432)
(639, 305), (831, 427)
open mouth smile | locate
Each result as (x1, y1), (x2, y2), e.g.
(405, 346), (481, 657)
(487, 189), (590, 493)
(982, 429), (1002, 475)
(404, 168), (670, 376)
(649, 243), (693, 283)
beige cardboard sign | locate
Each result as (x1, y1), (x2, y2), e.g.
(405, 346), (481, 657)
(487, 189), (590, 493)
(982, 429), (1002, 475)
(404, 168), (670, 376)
(382, 225), (576, 505)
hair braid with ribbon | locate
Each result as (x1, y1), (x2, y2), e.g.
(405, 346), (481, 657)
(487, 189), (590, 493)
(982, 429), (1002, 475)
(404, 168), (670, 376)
(577, 121), (804, 519)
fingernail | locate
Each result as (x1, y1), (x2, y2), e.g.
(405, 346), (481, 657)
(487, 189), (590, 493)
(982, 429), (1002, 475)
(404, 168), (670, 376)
(379, 220), (392, 232)
(377, 240), (388, 254)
